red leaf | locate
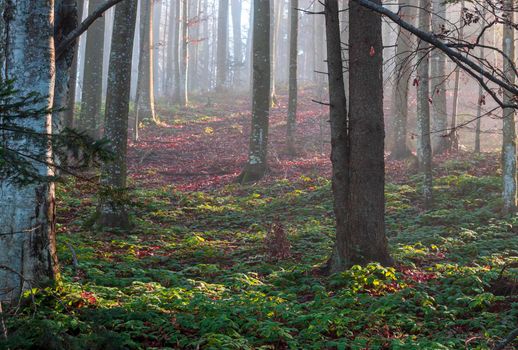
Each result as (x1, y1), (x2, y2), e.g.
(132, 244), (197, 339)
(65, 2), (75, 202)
(369, 46), (376, 57)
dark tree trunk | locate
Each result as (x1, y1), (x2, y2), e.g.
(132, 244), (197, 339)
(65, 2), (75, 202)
(238, 0), (271, 183)
(326, 0), (392, 273)
(64, 0), (84, 129)
(53, 0), (79, 134)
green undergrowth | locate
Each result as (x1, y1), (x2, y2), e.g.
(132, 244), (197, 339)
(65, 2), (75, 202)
(2, 165), (517, 349)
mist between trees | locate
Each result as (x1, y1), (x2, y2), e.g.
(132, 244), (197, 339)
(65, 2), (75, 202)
(0, 0), (517, 349)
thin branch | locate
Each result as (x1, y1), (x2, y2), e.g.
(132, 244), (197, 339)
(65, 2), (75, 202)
(56, 0), (125, 58)
(351, 0), (518, 103)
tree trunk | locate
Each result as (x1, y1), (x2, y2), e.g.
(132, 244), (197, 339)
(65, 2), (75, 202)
(201, 0), (210, 92)
(324, 0), (349, 273)
(97, 0), (138, 229)
(326, 0), (392, 273)
(64, 0), (85, 129)
(286, 0), (298, 155)
(101, 7), (114, 101)
(474, 8), (485, 154)
(238, 0), (271, 183)
(216, 0), (229, 90)
(449, 0), (464, 152)
(188, 0), (201, 93)
(389, 0), (415, 160)
(136, 0), (157, 124)
(245, 0), (254, 92)
(179, 0), (189, 106)
(0, 0), (58, 303)
(231, 0), (243, 86)
(0, 1), (5, 82)
(53, 0), (79, 136)
(79, 0), (105, 138)
(270, 0), (283, 105)
(502, 0), (516, 214)
(430, 0), (448, 155)
(172, 0), (182, 102)
(165, 0), (176, 99)
(153, 0), (162, 98)
(416, 0), (433, 209)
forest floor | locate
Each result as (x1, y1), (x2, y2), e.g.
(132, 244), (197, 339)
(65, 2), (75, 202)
(3, 92), (517, 349)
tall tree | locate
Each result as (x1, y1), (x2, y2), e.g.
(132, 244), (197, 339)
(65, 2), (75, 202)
(0, 0), (58, 303)
(179, 0), (189, 106)
(286, 0), (298, 155)
(416, 0), (433, 209)
(136, 0), (157, 127)
(152, 0), (162, 98)
(0, 1), (5, 80)
(165, 0), (176, 99)
(172, 0), (182, 103)
(430, 0), (448, 154)
(216, 0), (229, 90)
(97, 0), (138, 228)
(474, 8), (485, 154)
(270, 0), (284, 104)
(64, 0), (85, 129)
(238, 0), (271, 182)
(231, 0), (243, 85)
(79, 0), (105, 138)
(389, 0), (415, 160)
(54, 0), (80, 134)
(501, 0), (516, 214)
(326, 0), (392, 273)
(449, 0), (464, 152)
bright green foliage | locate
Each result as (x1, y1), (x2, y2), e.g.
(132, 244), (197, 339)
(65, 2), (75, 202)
(1, 160), (517, 349)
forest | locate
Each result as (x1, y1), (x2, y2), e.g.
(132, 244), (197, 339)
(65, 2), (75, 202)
(0, 0), (517, 349)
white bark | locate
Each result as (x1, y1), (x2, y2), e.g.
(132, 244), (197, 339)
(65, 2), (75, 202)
(0, 0), (57, 303)
(430, 0), (447, 154)
(502, 0), (516, 214)
(417, 0), (433, 209)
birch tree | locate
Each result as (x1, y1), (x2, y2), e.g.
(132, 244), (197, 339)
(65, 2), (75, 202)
(179, 0), (189, 106)
(416, 0), (433, 209)
(0, 0), (58, 303)
(501, 0), (516, 214)
(430, 0), (448, 154)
